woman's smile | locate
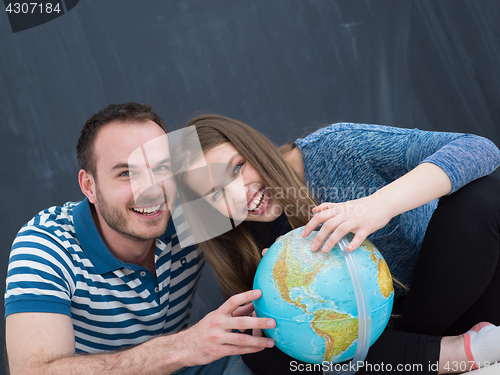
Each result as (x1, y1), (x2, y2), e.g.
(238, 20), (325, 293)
(247, 186), (271, 215)
(185, 142), (281, 222)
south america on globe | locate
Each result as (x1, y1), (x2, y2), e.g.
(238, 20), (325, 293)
(253, 227), (394, 364)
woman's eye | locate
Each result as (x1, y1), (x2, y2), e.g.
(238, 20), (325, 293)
(233, 162), (244, 177)
(212, 189), (224, 202)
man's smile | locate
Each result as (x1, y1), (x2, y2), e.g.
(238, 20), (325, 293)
(131, 203), (163, 216)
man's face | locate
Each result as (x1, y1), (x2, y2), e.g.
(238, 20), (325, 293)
(90, 120), (174, 242)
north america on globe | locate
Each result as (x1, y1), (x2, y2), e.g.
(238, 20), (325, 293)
(253, 227), (394, 364)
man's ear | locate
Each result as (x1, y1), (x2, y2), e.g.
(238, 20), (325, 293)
(79, 169), (97, 204)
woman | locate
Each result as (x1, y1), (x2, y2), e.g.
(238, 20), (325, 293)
(172, 115), (500, 374)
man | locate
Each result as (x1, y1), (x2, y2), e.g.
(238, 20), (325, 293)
(4, 102), (275, 375)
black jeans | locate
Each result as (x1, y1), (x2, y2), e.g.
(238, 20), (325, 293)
(243, 176), (500, 374)
(397, 175), (500, 336)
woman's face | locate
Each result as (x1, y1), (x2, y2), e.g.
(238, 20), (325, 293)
(184, 142), (281, 222)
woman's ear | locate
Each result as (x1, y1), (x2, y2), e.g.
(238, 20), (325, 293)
(79, 169), (97, 204)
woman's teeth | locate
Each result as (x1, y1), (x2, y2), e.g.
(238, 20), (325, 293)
(133, 204), (162, 215)
(248, 188), (266, 211)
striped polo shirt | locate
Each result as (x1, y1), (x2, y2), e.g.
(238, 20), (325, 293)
(4, 198), (204, 353)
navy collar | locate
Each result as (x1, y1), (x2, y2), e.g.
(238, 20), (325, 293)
(73, 198), (125, 274)
(73, 198), (176, 274)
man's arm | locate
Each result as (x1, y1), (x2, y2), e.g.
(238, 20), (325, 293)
(6, 312), (179, 375)
(6, 290), (275, 375)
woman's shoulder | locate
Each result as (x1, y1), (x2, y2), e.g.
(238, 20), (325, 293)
(295, 122), (414, 149)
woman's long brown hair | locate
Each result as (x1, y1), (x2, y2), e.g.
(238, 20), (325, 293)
(175, 115), (317, 298)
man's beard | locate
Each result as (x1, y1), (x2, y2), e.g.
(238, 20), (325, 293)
(95, 186), (167, 242)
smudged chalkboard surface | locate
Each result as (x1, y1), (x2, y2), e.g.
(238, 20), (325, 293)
(1, 1), (499, 371)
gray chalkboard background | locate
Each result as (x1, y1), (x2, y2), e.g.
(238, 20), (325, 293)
(1, 0), (499, 372)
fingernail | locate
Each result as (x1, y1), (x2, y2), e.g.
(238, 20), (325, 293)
(322, 246), (328, 252)
(253, 290), (261, 297)
(267, 320), (274, 327)
(267, 339), (274, 346)
(310, 243), (317, 251)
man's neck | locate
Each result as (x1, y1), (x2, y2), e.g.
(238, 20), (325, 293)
(90, 205), (157, 274)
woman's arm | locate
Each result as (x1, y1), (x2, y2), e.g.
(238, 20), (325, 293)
(405, 132), (500, 194)
(303, 162), (451, 252)
(299, 126), (500, 252)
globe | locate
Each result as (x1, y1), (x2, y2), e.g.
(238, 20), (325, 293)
(253, 227), (394, 364)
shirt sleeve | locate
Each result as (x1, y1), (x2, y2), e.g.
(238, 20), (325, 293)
(405, 130), (500, 193)
(298, 123), (500, 196)
(4, 225), (74, 318)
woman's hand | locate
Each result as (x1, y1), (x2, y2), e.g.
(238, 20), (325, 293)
(300, 195), (392, 253)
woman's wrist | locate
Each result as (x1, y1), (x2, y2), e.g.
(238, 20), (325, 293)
(373, 163), (452, 219)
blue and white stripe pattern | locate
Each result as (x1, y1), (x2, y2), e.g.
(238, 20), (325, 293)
(4, 199), (204, 353)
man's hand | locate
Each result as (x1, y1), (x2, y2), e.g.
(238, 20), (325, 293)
(176, 289), (275, 367)
(6, 291), (275, 375)
(231, 299), (264, 338)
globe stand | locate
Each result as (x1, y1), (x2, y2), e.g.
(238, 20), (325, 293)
(323, 236), (372, 375)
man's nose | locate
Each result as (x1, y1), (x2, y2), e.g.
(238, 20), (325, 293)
(139, 181), (163, 198)
(132, 169), (165, 200)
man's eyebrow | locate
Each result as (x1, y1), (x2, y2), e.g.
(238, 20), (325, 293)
(111, 163), (134, 171)
(151, 157), (171, 167)
(111, 157), (171, 172)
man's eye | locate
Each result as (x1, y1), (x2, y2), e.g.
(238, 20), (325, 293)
(120, 170), (138, 178)
(153, 165), (171, 173)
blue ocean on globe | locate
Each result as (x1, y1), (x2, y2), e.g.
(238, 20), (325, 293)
(253, 227), (394, 364)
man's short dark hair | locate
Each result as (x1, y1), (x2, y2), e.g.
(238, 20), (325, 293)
(76, 102), (167, 177)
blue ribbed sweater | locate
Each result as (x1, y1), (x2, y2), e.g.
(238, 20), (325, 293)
(295, 123), (500, 294)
